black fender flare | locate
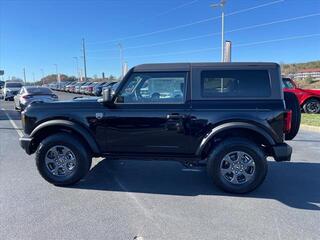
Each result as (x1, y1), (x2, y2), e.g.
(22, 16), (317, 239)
(196, 122), (276, 156)
(30, 119), (100, 154)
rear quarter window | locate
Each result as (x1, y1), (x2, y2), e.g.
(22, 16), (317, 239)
(201, 70), (271, 98)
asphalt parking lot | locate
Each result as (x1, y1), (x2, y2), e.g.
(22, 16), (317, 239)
(0, 91), (319, 240)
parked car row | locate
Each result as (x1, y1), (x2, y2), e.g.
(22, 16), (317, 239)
(48, 81), (118, 96)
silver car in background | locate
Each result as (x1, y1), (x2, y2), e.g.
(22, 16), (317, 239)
(14, 86), (58, 111)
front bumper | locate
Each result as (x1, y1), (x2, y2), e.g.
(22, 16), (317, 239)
(19, 136), (33, 155)
(272, 143), (292, 162)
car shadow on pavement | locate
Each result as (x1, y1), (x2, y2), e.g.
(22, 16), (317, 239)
(71, 159), (320, 211)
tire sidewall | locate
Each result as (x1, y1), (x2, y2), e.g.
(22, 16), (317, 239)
(303, 99), (320, 114)
(36, 133), (91, 186)
(208, 138), (268, 194)
(284, 92), (301, 140)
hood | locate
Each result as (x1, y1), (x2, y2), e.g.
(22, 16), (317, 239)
(299, 88), (320, 96)
(27, 96), (101, 109)
(22, 97), (103, 135)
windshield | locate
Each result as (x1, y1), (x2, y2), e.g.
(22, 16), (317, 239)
(5, 82), (23, 88)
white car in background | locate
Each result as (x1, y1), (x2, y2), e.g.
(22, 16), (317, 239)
(3, 82), (23, 101)
(14, 86), (58, 111)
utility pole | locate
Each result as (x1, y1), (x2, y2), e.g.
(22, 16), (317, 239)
(54, 64), (58, 77)
(23, 68), (26, 85)
(40, 68), (45, 85)
(73, 57), (80, 81)
(211, 0), (226, 62)
(32, 72), (35, 85)
(82, 38), (88, 81)
(118, 43), (124, 78)
(54, 64), (60, 87)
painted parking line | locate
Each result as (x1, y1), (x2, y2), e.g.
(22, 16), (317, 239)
(1, 108), (24, 137)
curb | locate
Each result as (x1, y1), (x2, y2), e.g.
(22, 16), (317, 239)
(300, 124), (320, 132)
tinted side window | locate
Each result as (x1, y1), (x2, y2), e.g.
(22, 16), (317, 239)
(116, 72), (187, 104)
(201, 70), (271, 98)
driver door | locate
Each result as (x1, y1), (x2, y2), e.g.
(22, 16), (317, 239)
(97, 71), (196, 155)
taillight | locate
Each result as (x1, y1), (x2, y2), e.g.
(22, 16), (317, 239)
(284, 110), (292, 133)
(22, 95), (31, 100)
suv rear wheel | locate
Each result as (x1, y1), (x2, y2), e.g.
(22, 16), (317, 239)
(36, 133), (92, 186)
(207, 138), (268, 194)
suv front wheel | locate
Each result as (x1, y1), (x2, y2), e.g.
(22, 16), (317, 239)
(36, 133), (92, 186)
(303, 98), (320, 114)
(207, 138), (268, 194)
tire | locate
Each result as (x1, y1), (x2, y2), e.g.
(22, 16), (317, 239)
(303, 98), (320, 114)
(284, 92), (301, 140)
(35, 133), (92, 186)
(207, 137), (268, 194)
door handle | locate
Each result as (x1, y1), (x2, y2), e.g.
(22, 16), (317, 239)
(167, 113), (185, 120)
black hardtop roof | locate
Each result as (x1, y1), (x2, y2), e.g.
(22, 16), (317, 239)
(133, 62), (279, 72)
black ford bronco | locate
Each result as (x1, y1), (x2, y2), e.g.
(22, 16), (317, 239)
(19, 63), (299, 193)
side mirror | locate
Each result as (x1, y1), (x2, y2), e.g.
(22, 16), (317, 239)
(102, 88), (113, 104)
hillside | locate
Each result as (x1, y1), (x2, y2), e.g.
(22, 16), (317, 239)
(281, 60), (320, 75)
(281, 60), (320, 89)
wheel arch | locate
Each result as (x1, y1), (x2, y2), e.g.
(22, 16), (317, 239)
(196, 122), (276, 159)
(29, 120), (100, 155)
(301, 96), (320, 106)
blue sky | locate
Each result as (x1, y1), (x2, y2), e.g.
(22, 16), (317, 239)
(0, 0), (320, 81)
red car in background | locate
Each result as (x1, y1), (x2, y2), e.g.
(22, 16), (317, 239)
(283, 78), (320, 113)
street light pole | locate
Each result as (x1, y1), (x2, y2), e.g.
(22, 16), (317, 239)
(118, 43), (124, 78)
(32, 72), (35, 85)
(40, 68), (45, 85)
(211, 0), (226, 62)
(73, 57), (79, 81)
(82, 38), (88, 81)
(54, 64), (60, 87)
(23, 68), (27, 85)
(54, 64), (58, 76)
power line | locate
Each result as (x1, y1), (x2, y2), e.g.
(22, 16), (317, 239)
(155, 0), (199, 17)
(127, 33), (320, 59)
(87, 0), (284, 45)
(87, 12), (320, 53)
(226, 13), (320, 34)
(88, 33), (320, 60)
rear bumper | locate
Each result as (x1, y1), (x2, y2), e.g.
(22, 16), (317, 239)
(272, 143), (292, 162)
(19, 136), (33, 155)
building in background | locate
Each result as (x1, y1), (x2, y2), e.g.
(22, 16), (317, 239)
(291, 68), (320, 81)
